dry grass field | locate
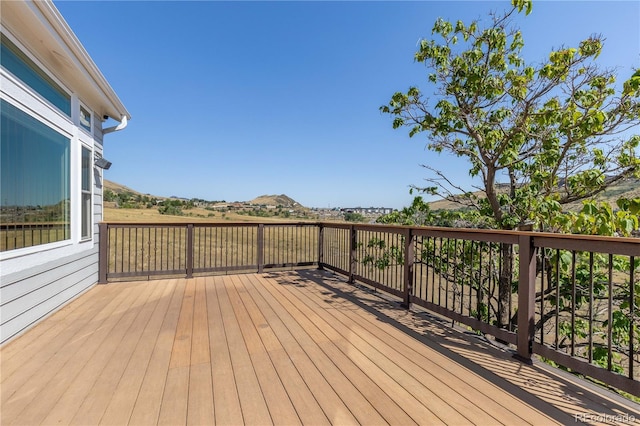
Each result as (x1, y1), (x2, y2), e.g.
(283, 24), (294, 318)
(103, 180), (318, 224)
(103, 207), (312, 223)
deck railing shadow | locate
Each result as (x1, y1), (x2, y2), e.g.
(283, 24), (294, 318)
(285, 269), (639, 422)
(99, 221), (639, 398)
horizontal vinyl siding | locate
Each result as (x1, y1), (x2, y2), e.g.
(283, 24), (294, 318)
(0, 247), (99, 344)
(1, 248), (96, 308)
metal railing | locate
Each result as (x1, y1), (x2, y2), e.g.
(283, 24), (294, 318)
(99, 222), (318, 281)
(530, 234), (639, 395)
(99, 221), (639, 396)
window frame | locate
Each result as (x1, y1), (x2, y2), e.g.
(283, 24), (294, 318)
(80, 144), (93, 241)
(79, 103), (92, 134)
(0, 98), (72, 253)
(0, 32), (71, 117)
(0, 30), (101, 260)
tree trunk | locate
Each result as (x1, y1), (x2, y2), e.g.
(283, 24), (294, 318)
(498, 243), (514, 329)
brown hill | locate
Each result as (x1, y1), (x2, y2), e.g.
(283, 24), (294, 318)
(104, 179), (173, 200)
(104, 180), (303, 207)
(428, 178), (640, 211)
(249, 194), (301, 208)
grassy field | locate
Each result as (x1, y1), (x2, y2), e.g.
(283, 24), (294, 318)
(103, 178), (319, 223)
(104, 206), (318, 223)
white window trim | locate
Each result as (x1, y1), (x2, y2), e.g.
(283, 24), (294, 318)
(1, 69), (72, 136)
(78, 101), (92, 135)
(80, 143), (93, 241)
(1, 28), (72, 119)
(0, 46), (99, 263)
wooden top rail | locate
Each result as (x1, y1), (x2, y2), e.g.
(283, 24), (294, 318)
(101, 221), (639, 257)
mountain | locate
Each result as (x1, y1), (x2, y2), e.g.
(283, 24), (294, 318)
(104, 179), (165, 198)
(103, 180), (303, 207)
(249, 194), (300, 208)
(427, 178), (640, 211)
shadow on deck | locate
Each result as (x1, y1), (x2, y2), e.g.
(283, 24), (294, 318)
(2, 269), (639, 425)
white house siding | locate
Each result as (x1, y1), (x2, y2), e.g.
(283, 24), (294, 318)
(0, 249), (98, 343)
(0, 1), (129, 345)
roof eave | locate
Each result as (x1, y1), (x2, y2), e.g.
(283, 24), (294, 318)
(34, 1), (130, 122)
(1, 1), (130, 124)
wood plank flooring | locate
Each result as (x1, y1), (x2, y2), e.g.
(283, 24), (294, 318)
(1, 270), (639, 425)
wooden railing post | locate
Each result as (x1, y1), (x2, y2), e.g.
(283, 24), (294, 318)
(98, 222), (108, 284)
(516, 233), (536, 363)
(349, 225), (357, 284)
(402, 228), (414, 309)
(257, 224), (264, 273)
(186, 224), (194, 278)
(317, 224), (324, 270)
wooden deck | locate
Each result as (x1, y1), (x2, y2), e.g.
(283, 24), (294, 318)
(1, 270), (639, 425)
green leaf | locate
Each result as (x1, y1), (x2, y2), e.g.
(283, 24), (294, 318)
(623, 70), (640, 95)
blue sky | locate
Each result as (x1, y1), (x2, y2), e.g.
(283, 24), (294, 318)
(55, 1), (639, 209)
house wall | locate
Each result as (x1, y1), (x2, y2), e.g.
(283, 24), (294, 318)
(0, 29), (109, 344)
(0, 249), (99, 343)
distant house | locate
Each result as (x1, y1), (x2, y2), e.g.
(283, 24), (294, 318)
(1, 1), (130, 344)
(341, 207), (394, 215)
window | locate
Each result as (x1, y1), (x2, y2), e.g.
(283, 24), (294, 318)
(80, 105), (91, 132)
(1, 100), (70, 252)
(0, 33), (71, 116)
(81, 146), (92, 239)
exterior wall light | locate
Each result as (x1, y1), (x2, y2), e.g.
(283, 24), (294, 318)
(95, 156), (112, 170)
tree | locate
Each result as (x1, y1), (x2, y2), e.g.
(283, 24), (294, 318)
(104, 189), (116, 202)
(381, 0), (639, 231)
(158, 199), (184, 216)
(376, 196), (490, 228)
(380, 0), (640, 328)
(344, 212), (366, 222)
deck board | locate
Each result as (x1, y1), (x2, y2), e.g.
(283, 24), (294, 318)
(250, 275), (389, 425)
(215, 277), (272, 425)
(226, 274), (301, 425)
(283, 271), (542, 424)
(1, 284), (128, 408)
(127, 279), (185, 425)
(241, 275), (358, 425)
(274, 274), (473, 424)
(99, 279), (177, 425)
(42, 280), (163, 425)
(2, 270), (639, 425)
(261, 275), (420, 425)
(205, 276), (244, 426)
(186, 277), (215, 425)
(0, 283), (121, 377)
(235, 274), (331, 426)
(2, 285), (142, 425)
